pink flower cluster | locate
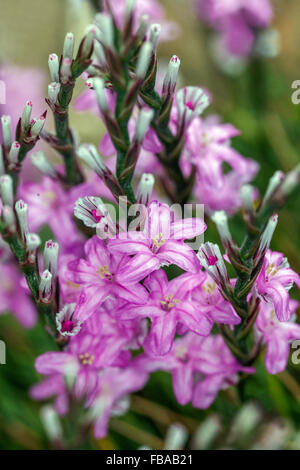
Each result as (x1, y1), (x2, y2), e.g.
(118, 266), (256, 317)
(195, 0), (273, 57)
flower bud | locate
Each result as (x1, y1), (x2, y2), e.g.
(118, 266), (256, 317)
(77, 144), (106, 176)
(30, 111), (47, 138)
(93, 77), (108, 112)
(258, 213), (278, 257)
(40, 406), (63, 443)
(39, 270), (53, 302)
(261, 170), (284, 211)
(1, 115), (12, 149)
(0, 174), (14, 207)
(198, 242), (230, 290)
(136, 14), (149, 40)
(60, 57), (72, 84)
(0, 146), (5, 176)
(136, 41), (153, 80)
(211, 210), (232, 246)
(15, 199), (29, 241)
(21, 101), (33, 132)
(94, 40), (106, 67)
(162, 55), (180, 97)
(26, 232), (41, 263)
(240, 184), (255, 211)
(177, 86), (210, 127)
(31, 151), (57, 179)
(137, 173), (155, 205)
(43, 240), (59, 278)
(8, 141), (20, 165)
(48, 53), (59, 82)
(63, 32), (75, 60)
(150, 24), (161, 50)
(94, 13), (114, 50)
(164, 423), (188, 451)
(48, 82), (61, 104)
(136, 108), (154, 142)
(74, 195), (108, 228)
(1, 205), (16, 232)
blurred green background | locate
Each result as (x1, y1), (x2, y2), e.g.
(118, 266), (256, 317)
(1, 0), (300, 450)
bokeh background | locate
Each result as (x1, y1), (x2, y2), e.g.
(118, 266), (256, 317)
(1, 0), (300, 450)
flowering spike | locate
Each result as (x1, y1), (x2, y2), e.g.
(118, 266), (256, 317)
(48, 54), (59, 82)
(48, 82), (61, 104)
(39, 270), (53, 303)
(31, 151), (57, 179)
(136, 41), (153, 80)
(56, 304), (82, 337)
(136, 108), (154, 142)
(74, 196), (108, 228)
(21, 101), (33, 132)
(137, 173), (155, 205)
(1, 115), (12, 149)
(77, 143), (106, 176)
(43, 240), (59, 278)
(150, 24), (161, 50)
(8, 141), (21, 165)
(93, 77), (108, 112)
(15, 200), (29, 241)
(63, 32), (75, 60)
(26, 233), (41, 264)
(0, 174), (14, 207)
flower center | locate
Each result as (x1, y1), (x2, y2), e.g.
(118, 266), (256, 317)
(185, 101), (195, 110)
(160, 294), (180, 310)
(152, 233), (165, 250)
(202, 281), (216, 294)
(42, 191), (57, 206)
(61, 320), (74, 333)
(175, 345), (189, 362)
(79, 353), (95, 366)
(92, 209), (104, 223)
(208, 255), (218, 266)
(266, 263), (279, 277)
(97, 265), (112, 280)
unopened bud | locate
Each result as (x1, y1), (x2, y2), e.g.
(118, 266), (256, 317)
(93, 77), (108, 112)
(258, 213), (278, 256)
(48, 54), (59, 82)
(63, 32), (75, 60)
(30, 112), (47, 138)
(94, 14), (114, 50)
(211, 210), (232, 245)
(136, 14), (149, 40)
(241, 184), (255, 211)
(163, 55), (180, 95)
(150, 24), (161, 50)
(43, 240), (59, 278)
(136, 41), (153, 80)
(137, 173), (155, 205)
(21, 101), (33, 132)
(31, 152), (57, 179)
(164, 423), (188, 451)
(74, 195), (108, 228)
(0, 175), (14, 206)
(40, 406), (63, 442)
(48, 82), (61, 104)
(94, 40), (106, 67)
(26, 233), (41, 263)
(136, 108), (154, 142)
(261, 170), (284, 210)
(0, 147), (4, 176)
(77, 144), (106, 176)
(39, 270), (53, 302)
(8, 141), (20, 165)
(15, 199), (29, 241)
(1, 205), (16, 232)
(1, 115), (12, 149)
(60, 58), (72, 84)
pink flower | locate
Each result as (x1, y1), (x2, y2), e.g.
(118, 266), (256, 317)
(0, 262), (37, 328)
(255, 300), (300, 374)
(195, 0), (273, 57)
(120, 269), (210, 356)
(255, 250), (300, 322)
(19, 177), (103, 251)
(135, 332), (254, 407)
(190, 271), (241, 328)
(180, 115), (259, 214)
(66, 236), (149, 322)
(108, 200), (206, 278)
